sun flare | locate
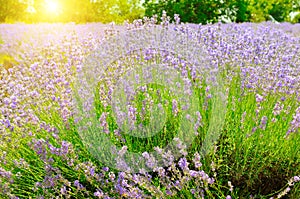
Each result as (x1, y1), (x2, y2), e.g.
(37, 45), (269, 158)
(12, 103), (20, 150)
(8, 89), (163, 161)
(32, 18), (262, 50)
(45, 0), (60, 14)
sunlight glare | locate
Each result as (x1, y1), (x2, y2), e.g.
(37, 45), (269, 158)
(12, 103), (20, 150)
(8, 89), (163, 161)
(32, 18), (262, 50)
(45, 0), (60, 14)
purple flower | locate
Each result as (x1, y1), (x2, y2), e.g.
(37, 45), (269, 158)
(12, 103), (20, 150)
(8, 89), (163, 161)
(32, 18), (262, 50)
(294, 176), (300, 182)
(255, 94), (264, 103)
(166, 189), (172, 196)
(60, 186), (67, 195)
(178, 157), (189, 170)
(190, 188), (196, 194)
(193, 152), (202, 168)
(142, 152), (157, 169)
(102, 167), (109, 172)
(89, 167), (95, 176)
(60, 141), (70, 155)
(0, 167), (12, 179)
(172, 99), (179, 116)
(155, 167), (165, 177)
(189, 170), (198, 177)
(94, 190), (104, 197)
(74, 180), (84, 189)
(259, 116), (268, 130)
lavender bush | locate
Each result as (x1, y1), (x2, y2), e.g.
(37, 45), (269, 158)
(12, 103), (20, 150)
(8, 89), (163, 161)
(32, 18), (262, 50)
(0, 16), (299, 198)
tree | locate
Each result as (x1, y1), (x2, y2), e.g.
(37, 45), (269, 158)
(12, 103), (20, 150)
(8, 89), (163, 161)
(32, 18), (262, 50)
(26, 0), (143, 23)
(143, 0), (245, 24)
(60, 0), (95, 23)
(0, 0), (27, 23)
(91, 0), (119, 23)
(92, 0), (144, 23)
(247, 0), (293, 22)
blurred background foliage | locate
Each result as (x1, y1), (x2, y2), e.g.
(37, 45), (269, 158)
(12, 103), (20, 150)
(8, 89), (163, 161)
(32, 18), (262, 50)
(0, 0), (299, 24)
(143, 0), (300, 24)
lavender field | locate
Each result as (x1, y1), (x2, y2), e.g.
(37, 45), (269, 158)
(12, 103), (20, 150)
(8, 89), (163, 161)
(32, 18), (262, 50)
(0, 17), (300, 198)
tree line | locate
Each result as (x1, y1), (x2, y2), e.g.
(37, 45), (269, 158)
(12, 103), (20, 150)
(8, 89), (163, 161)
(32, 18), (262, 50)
(0, 0), (299, 24)
(143, 0), (300, 24)
(0, 0), (144, 23)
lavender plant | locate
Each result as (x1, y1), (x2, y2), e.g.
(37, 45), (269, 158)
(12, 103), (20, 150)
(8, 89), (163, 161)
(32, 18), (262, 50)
(73, 17), (227, 174)
(0, 15), (299, 199)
